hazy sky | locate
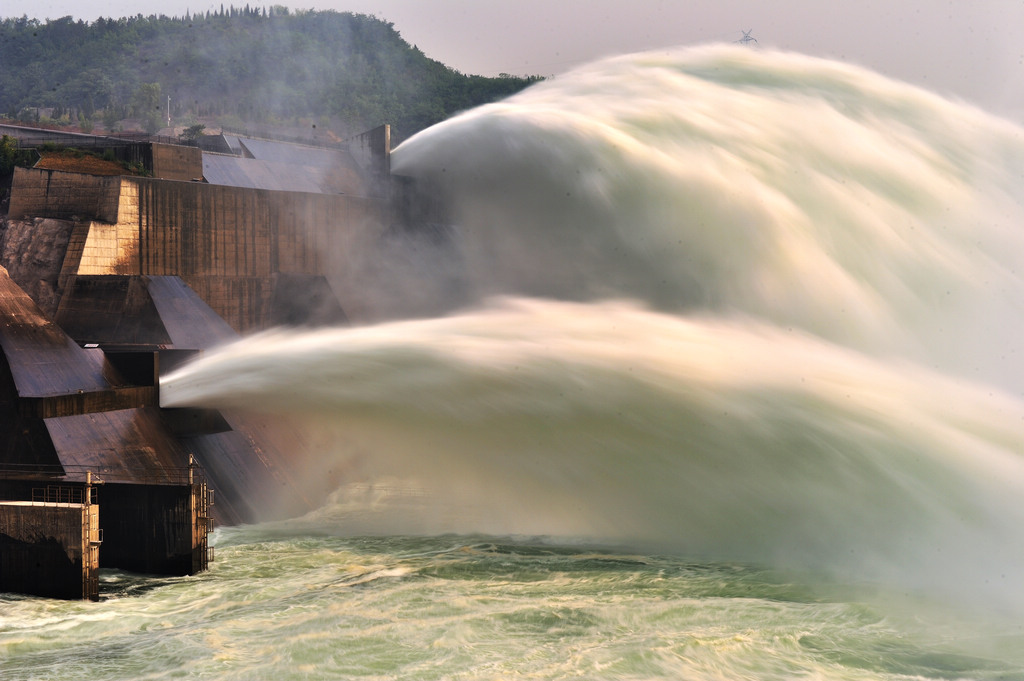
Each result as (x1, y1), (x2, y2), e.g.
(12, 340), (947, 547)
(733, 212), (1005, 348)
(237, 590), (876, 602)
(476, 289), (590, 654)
(4, 0), (1023, 120)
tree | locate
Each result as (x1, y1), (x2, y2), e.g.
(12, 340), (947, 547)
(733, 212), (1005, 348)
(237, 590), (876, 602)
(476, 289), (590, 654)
(0, 135), (34, 176)
(131, 82), (164, 134)
(0, 11), (542, 141)
(180, 123), (206, 142)
(131, 82), (162, 118)
(101, 106), (121, 132)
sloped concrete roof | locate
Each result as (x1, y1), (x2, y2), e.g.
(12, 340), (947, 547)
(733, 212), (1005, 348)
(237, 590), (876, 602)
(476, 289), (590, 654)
(202, 153), (365, 194)
(145, 276), (238, 348)
(44, 407), (191, 485)
(55, 276), (237, 350)
(0, 267), (116, 397)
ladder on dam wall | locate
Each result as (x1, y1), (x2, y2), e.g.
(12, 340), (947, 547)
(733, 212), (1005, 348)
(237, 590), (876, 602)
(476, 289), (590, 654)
(83, 486), (101, 601)
(190, 455), (216, 572)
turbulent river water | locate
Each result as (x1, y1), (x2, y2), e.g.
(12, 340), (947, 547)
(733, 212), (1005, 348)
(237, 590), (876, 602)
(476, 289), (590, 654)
(7, 45), (1024, 679)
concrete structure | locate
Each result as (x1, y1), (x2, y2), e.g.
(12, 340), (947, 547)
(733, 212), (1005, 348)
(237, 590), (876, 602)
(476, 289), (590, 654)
(151, 143), (203, 182)
(0, 124), (194, 179)
(0, 480), (101, 601)
(8, 153), (380, 331)
(0, 123), (414, 598)
(0, 266), (216, 591)
(7, 169), (121, 223)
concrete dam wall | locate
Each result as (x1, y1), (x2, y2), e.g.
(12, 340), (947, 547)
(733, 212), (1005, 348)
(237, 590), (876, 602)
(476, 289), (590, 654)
(0, 127), (417, 597)
(9, 167), (385, 330)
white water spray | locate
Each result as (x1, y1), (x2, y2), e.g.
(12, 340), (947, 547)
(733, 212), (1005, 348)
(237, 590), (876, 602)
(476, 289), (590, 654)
(163, 46), (1024, 607)
(393, 46), (1024, 387)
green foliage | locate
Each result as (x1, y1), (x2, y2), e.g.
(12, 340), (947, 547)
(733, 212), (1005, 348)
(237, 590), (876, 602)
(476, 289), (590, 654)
(131, 82), (162, 118)
(126, 160), (150, 176)
(132, 82), (164, 133)
(0, 10), (543, 142)
(101, 107), (121, 132)
(0, 134), (35, 175)
(0, 135), (19, 175)
(143, 113), (163, 135)
(180, 123), (206, 141)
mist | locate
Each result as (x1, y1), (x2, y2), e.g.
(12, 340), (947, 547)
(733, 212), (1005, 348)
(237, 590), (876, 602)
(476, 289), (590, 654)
(163, 46), (1024, 612)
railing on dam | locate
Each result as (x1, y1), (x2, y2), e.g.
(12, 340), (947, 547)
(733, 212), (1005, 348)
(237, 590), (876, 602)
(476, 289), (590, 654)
(0, 462), (201, 486)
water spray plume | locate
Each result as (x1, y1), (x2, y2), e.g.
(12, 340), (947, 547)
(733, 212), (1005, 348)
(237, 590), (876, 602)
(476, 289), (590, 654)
(163, 45), (1024, 609)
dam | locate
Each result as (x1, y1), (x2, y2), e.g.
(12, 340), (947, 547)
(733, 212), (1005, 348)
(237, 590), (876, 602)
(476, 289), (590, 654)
(0, 123), (438, 599)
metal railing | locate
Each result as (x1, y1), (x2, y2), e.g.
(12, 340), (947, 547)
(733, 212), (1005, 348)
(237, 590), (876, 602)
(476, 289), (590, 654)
(0, 124), (196, 150)
(31, 485), (89, 505)
(4, 461), (205, 483)
(1, 459), (211, 489)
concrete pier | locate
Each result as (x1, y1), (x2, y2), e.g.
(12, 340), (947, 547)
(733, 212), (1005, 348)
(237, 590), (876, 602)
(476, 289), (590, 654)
(0, 484), (101, 600)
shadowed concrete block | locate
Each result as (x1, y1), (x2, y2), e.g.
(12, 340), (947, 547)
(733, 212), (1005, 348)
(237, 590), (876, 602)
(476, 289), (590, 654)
(8, 168), (121, 223)
(0, 500), (100, 600)
(151, 143), (202, 182)
(0, 218), (76, 318)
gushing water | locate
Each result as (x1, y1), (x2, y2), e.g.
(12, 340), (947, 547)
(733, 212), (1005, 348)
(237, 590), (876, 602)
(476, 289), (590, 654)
(162, 46), (1024, 612)
(388, 47), (1024, 386)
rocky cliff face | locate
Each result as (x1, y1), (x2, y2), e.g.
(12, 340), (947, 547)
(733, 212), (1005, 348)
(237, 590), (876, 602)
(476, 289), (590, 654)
(0, 216), (74, 318)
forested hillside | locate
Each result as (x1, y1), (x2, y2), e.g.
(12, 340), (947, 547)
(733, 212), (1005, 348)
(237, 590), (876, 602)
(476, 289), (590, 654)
(0, 8), (542, 141)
